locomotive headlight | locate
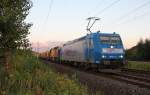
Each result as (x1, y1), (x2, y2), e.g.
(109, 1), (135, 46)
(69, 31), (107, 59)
(120, 55), (123, 58)
(102, 55), (106, 58)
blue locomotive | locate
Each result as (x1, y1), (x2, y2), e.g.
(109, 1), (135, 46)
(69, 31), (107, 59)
(60, 31), (125, 68)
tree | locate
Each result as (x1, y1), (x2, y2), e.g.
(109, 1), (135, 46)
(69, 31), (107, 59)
(126, 38), (150, 61)
(0, 0), (32, 73)
(144, 39), (150, 60)
(136, 38), (144, 60)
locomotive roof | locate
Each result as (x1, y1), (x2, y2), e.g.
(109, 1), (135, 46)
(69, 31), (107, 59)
(63, 32), (120, 46)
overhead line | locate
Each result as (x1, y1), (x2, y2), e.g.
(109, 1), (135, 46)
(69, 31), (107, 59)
(116, 0), (150, 22)
(34, 0), (54, 36)
(112, 11), (150, 29)
(39, 0), (54, 33)
(43, 0), (54, 26)
(87, 0), (104, 16)
(124, 11), (150, 23)
(81, 0), (120, 30)
(94, 0), (121, 16)
(109, 0), (150, 29)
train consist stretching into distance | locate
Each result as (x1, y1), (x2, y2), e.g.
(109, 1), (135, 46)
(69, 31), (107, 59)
(40, 31), (125, 69)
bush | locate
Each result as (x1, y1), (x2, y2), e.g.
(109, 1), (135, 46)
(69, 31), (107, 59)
(0, 50), (88, 95)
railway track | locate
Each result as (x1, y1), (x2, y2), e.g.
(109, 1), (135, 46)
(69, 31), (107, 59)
(44, 60), (150, 89)
(121, 68), (150, 77)
(65, 63), (150, 89)
(72, 64), (150, 89)
(91, 68), (150, 89)
(98, 71), (150, 89)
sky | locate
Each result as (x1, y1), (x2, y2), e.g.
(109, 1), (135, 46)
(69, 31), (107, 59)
(26, 0), (150, 50)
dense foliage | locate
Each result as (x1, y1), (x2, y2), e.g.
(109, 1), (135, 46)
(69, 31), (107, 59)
(0, 51), (88, 95)
(126, 39), (150, 61)
(0, 0), (32, 51)
(0, 0), (32, 68)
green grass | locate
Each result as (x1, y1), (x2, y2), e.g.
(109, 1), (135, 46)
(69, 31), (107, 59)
(125, 61), (150, 71)
(0, 50), (88, 95)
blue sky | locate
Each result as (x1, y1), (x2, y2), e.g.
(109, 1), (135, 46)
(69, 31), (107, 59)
(26, 0), (150, 49)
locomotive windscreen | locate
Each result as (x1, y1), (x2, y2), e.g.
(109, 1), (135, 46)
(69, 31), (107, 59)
(100, 35), (121, 44)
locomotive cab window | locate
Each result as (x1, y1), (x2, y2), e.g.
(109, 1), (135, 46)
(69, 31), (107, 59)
(100, 35), (121, 44)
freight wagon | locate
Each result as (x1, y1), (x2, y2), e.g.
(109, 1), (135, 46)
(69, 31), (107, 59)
(49, 47), (61, 62)
(40, 51), (50, 60)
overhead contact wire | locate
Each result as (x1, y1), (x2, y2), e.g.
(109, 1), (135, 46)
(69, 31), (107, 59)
(44, 0), (54, 25)
(94, 0), (121, 16)
(116, 1), (150, 22)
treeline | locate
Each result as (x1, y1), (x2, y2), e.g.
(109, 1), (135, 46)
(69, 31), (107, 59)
(126, 39), (150, 61)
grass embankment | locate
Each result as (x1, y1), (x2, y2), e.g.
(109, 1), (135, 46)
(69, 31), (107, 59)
(0, 51), (88, 95)
(125, 61), (150, 71)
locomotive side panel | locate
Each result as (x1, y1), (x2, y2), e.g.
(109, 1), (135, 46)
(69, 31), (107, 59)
(61, 39), (86, 62)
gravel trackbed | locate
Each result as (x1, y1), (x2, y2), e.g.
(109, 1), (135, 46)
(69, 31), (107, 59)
(44, 61), (150, 95)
